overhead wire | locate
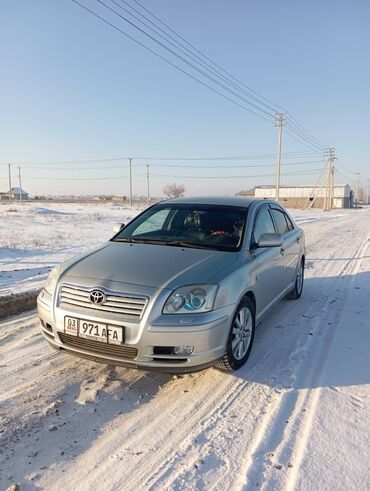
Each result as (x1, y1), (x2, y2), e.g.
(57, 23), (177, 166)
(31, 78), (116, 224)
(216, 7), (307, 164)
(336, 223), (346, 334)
(114, 0), (279, 115)
(71, 0), (276, 123)
(287, 113), (326, 149)
(21, 160), (324, 172)
(23, 168), (322, 181)
(126, 0), (327, 150)
(71, 0), (328, 155)
(95, 0), (276, 120)
(149, 168), (324, 179)
(130, 0), (285, 115)
(285, 121), (325, 151)
(3, 150), (322, 167)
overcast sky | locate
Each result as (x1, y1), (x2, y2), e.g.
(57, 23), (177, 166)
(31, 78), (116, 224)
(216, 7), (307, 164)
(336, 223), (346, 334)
(1, 0), (369, 196)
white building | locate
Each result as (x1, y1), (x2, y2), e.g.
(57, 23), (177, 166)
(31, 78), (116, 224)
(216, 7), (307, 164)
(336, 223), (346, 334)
(253, 184), (354, 209)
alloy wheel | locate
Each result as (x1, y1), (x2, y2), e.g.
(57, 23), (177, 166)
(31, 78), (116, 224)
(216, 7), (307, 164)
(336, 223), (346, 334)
(231, 306), (253, 360)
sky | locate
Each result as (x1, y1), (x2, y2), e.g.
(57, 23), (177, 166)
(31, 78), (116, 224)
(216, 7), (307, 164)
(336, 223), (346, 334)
(1, 0), (369, 197)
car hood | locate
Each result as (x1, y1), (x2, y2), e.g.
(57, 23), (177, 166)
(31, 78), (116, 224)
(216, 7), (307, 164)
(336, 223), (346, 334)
(61, 241), (236, 290)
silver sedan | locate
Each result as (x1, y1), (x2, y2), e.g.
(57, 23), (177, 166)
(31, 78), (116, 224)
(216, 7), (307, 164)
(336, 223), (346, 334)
(37, 197), (305, 373)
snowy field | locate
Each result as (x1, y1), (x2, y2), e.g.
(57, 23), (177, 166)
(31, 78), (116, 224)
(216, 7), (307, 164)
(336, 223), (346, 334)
(0, 202), (143, 296)
(0, 203), (369, 490)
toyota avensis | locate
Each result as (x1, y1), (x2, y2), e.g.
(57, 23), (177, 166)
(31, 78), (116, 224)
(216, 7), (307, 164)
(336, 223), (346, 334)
(37, 197), (305, 372)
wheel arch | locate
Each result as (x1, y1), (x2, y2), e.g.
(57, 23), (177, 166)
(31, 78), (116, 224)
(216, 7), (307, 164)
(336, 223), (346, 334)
(242, 290), (256, 314)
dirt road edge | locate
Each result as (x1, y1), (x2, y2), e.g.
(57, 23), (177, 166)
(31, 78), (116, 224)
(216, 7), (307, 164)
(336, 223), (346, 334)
(0, 289), (41, 321)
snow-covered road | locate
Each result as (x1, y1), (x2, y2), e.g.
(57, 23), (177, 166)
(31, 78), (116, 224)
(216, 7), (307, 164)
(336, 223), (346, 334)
(0, 209), (369, 490)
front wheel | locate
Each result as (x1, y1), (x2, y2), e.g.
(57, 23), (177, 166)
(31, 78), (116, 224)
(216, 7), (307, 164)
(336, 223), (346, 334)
(218, 297), (255, 371)
(287, 258), (304, 300)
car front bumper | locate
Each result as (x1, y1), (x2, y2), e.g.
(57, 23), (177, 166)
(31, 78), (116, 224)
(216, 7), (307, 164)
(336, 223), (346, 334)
(37, 288), (234, 373)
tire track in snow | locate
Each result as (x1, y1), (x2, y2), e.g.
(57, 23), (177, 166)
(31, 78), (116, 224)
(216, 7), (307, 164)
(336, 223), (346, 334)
(143, 215), (369, 490)
(240, 230), (369, 490)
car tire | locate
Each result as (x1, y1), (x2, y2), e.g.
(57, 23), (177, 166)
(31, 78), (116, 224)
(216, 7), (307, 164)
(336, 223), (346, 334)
(218, 297), (255, 371)
(287, 258), (304, 300)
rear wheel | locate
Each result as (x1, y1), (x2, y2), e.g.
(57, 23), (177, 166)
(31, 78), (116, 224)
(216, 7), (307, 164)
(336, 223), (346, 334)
(219, 297), (255, 371)
(287, 258), (304, 300)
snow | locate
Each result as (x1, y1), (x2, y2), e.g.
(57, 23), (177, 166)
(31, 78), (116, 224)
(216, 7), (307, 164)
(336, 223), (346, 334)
(0, 203), (369, 490)
(0, 202), (143, 296)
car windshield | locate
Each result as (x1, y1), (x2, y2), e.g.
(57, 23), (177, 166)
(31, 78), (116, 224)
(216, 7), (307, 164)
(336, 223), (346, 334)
(113, 203), (248, 251)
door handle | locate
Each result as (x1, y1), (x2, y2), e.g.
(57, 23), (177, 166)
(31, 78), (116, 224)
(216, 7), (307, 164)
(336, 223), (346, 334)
(280, 247), (285, 255)
(296, 237), (300, 243)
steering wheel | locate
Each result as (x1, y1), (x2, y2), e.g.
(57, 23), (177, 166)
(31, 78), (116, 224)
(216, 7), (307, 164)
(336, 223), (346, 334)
(210, 230), (233, 238)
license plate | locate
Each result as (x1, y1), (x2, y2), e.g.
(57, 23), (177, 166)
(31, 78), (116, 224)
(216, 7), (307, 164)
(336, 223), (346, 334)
(64, 317), (124, 345)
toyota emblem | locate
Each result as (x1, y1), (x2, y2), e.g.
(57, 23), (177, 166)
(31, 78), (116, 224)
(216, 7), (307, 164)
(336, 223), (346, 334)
(89, 289), (106, 304)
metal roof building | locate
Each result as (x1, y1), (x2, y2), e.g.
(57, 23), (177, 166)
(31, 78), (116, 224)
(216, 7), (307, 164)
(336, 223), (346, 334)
(252, 184), (354, 209)
(0, 187), (29, 201)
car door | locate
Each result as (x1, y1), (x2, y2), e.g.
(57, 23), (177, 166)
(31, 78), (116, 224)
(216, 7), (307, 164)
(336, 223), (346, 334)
(249, 205), (284, 319)
(269, 207), (300, 289)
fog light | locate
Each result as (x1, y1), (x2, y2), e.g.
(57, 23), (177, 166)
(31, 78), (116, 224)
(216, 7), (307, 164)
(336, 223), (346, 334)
(174, 346), (194, 356)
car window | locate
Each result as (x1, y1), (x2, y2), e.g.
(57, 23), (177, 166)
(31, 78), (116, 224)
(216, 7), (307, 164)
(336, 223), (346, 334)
(285, 213), (294, 231)
(270, 209), (290, 235)
(132, 208), (171, 235)
(114, 204), (248, 251)
(251, 207), (275, 248)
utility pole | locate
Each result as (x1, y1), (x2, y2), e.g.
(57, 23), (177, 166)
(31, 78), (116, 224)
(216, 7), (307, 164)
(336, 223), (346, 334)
(355, 173), (360, 207)
(18, 166), (22, 204)
(128, 158), (133, 206)
(146, 164), (150, 206)
(275, 112), (286, 203)
(8, 163), (12, 203)
(367, 179), (370, 205)
(323, 148), (335, 210)
(330, 149), (335, 208)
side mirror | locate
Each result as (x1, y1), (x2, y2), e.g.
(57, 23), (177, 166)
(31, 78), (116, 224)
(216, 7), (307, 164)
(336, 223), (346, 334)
(113, 223), (125, 234)
(257, 233), (283, 248)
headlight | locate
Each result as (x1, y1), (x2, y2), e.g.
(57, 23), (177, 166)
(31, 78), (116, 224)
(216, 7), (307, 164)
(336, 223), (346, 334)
(44, 265), (61, 295)
(163, 285), (218, 314)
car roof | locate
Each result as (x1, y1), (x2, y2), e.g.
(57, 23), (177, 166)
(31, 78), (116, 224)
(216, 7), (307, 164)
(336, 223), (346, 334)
(161, 196), (266, 208)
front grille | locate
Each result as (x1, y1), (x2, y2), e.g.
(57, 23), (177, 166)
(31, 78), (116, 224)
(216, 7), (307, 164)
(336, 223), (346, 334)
(59, 333), (138, 360)
(58, 285), (148, 319)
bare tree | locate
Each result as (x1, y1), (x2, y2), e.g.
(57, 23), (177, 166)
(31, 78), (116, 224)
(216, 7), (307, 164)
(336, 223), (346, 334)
(163, 183), (185, 198)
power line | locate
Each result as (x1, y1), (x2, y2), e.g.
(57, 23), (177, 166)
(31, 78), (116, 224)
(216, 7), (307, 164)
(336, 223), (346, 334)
(286, 121), (325, 151)
(148, 159), (324, 169)
(284, 128), (325, 152)
(287, 113), (326, 149)
(97, 0), (277, 119)
(115, 0), (279, 116)
(335, 167), (357, 183)
(124, 0), (327, 151)
(150, 168), (324, 179)
(22, 168), (322, 181)
(4, 150), (322, 166)
(71, 0), (274, 123)
(23, 174), (145, 181)
(130, 0), (285, 115)
(20, 159), (324, 172)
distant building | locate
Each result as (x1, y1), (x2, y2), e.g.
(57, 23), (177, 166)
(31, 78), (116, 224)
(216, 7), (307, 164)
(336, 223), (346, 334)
(236, 187), (255, 198)
(11, 187), (29, 200)
(248, 184), (354, 209)
(112, 195), (127, 202)
(0, 187), (29, 201)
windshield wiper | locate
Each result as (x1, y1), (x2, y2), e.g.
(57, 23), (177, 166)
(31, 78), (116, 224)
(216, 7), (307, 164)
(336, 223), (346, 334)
(113, 237), (213, 249)
(161, 241), (212, 249)
(113, 237), (149, 244)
